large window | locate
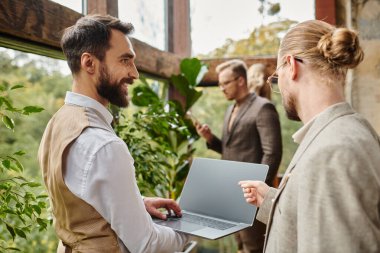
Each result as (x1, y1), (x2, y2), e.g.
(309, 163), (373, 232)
(50, 0), (83, 13)
(118, 0), (166, 50)
(190, 0), (315, 56)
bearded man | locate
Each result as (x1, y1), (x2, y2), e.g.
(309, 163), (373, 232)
(38, 14), (189, 253)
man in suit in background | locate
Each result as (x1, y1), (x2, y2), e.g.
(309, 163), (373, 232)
(195, 59), (282, 253)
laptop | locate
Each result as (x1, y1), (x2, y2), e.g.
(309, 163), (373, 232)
(153, 157), (268, 240)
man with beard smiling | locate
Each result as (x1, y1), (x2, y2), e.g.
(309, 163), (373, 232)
(38, 15), (188, 253)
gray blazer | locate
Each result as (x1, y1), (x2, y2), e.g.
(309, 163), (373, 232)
(257, 102), (380, 253)
(208, 93), (282, 186)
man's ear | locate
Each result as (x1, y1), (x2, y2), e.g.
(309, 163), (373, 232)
(80, 53), (97, 74)
(237, 76), (246, 87)
(286, 55), (298, 80)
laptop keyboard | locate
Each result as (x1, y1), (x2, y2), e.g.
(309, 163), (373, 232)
(181, 213), (235, 230)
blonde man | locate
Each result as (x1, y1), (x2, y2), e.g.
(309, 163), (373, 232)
(240, 20), (380, 253)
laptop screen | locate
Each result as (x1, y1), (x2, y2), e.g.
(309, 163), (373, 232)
(179, 158), (268, 224)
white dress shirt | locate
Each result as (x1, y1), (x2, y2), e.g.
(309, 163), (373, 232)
(63, 92), (188, 253)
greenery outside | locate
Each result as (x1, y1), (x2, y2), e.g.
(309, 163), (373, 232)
(0, 79), (50, 252)
(0, 51), (70, 252)
(116, 58), (207, 199)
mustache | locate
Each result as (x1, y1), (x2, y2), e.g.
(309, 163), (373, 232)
(120, 77), (134, 85)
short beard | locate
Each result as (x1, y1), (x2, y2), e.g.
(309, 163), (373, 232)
(96, 64), (130, 108)
(284, 94), (301, 121)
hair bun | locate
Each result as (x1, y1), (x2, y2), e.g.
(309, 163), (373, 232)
(317, 28), (364, 69)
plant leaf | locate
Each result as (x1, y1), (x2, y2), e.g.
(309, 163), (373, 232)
(5, 247), (21, 251)
(36, 194), (49, 199)
(10, 84), (24, 90)
(22, 106), (44, 115)
(131, 85), (160, 106)
(179, 58), (208, 87)
(26, 182), (41, 187)
(14, 159), (24, 172)
(14, 176), (27, 181)
(15, 228), (27, 239)
(3, 98), (15, 111)
(13, 150), (26, 156)
(32, 205), (42, 215)
(170, 75), (190, 96)
(185, 89), (203, 111)
(1, 159), (11, 169)
(2, 115), (15, 130)
(6, 224), (16, 240)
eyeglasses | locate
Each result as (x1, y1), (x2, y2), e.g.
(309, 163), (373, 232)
(267, 56), (303, 93)
(218, 76), (240, 89)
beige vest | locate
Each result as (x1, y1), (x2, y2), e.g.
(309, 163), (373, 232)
(38, 105), (122, 253)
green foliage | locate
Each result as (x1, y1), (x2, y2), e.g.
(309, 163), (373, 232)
(0, 51), (71, 179)
(0, 80), (50, 252)
(117, 58), (207, 199)
(0, 49), (69, 253)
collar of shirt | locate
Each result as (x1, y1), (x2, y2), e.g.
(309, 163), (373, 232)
(64, 91), (113, 125)
(292, 117), (316, 144)
(292, 102), (348, 144)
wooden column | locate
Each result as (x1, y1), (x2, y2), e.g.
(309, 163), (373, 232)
(315, 0), (336, 25)
(166, 0), (191, 106)
(87, 0), (118, 17)
(166, 0), (191, 57)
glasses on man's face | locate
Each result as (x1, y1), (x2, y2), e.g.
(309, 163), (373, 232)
(267, 56), (304, 94)
(218, 76), (239, 89)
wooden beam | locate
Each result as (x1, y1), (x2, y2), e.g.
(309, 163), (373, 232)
(315, 0), (336, 25)
(131, 38), (181, 79)
(200, 56), (277, 86)
(87, 0), (118, 17)
(0, 0), (180, 78)
(0, 0), (82, 49)
(0, 33), (65, 59)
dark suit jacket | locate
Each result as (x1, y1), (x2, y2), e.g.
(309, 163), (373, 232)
(207, 93), (282, 186)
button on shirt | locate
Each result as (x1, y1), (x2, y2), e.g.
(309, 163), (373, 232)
(63, 92), (188, 253)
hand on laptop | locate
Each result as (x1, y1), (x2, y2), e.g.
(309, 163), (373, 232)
(144, 197), (182, 220)
(239, 180), (269, 207)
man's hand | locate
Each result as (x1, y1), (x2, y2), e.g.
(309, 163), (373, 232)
(143, 197), (182, 220)
(239, 180), (269, 207)
(195, 122), (213, 143)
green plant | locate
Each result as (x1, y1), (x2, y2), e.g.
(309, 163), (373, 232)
(0, 80), (50, 252)
(116, 58), (207, 199)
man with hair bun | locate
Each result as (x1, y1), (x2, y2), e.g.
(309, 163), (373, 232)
(239, 20), (380, 252)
